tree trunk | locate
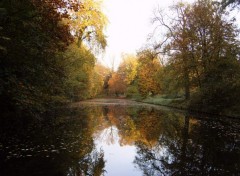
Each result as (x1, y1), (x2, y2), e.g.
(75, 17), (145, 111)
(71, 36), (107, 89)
(184, 70), (190, 100)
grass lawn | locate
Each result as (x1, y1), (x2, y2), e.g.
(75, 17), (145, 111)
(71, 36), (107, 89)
(141, 95), (188, 109)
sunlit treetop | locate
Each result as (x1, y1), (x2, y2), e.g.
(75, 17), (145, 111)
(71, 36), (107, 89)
(64, 0), (108, 52)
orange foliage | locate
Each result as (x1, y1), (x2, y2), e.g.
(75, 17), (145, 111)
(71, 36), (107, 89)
(108, 73), (127, 96)
(137, 50), (162, 96)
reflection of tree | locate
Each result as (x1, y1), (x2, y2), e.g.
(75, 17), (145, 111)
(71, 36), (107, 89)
(98, 106), (140, 146)
(134, 114), (240, 175)
(67, 148), (105, 176)
(136, 109), (167, 145)
(95, 126), (118, 145)
(134, 112), (186, 176)
(83, 105), (240, 175)
(0, 108), (106, 176)
(134, 141), (168, 176)
(92, 106), (120, 145)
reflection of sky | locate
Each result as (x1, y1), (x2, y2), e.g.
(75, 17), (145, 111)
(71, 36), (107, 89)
(94, 126), (142, 176)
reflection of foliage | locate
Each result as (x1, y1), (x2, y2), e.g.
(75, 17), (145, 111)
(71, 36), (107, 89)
(0, 108), (106, 176)
(134, 115), (240, 175)
(4, 105), (235, 176)
(118, 115), (139, 145)
(68, 148), (105, 176)
(79, 105), (240, 176)
(102, 106), (141, 145)
(133, 113), (187, 176)
(134, 141), (169, 176)
(95, 126), (119, 145)
(221, 0), (240, 8)
(136, 110), (165, 145)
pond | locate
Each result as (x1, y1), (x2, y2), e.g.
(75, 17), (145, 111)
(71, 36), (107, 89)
(0, 99), (239, 176)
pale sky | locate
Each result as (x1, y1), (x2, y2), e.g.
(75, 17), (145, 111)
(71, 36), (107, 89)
(97, 0), (196, 69)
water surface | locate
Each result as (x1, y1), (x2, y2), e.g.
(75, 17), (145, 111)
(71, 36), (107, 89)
(0, 100), (239, 176)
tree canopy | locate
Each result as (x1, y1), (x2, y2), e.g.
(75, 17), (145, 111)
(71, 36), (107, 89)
(0, 0), (107, 116)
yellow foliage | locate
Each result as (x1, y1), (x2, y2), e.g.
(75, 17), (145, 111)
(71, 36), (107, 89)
(66, 0), (108, 50)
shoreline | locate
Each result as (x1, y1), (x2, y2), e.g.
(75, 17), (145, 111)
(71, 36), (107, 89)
(75, 97), (240, 119)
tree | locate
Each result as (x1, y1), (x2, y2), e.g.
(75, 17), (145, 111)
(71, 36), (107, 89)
(108, 72), (127, 96)
(107, 54), (140, 98)
(186, 0), (240, 112)
(62, 43), (96, 101)
(67, 0), (108, 51)
(153, 2), (194, 99)
(118, 54), (139, 85)
(0, 0), (107, 116)
(90, 63), (111, 97)
(0, 0), (74, 114)
(153, 0), (240, 109)
(94, 63), (111, 95)
(136, 49), (162, 97)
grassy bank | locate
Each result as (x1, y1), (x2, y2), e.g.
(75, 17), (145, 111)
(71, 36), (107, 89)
(140, 95), (188, 109)
(133, 95), (240, 118)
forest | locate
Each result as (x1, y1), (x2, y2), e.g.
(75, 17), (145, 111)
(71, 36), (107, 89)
(0, 0), (240, 118)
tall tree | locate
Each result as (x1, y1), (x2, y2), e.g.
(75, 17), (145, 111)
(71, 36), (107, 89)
(153, 0), (240, 107)
(136, 49), (162, 97)
(153, 2), (195, 99)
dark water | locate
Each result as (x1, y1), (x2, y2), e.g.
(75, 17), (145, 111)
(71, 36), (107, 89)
(0, 104), (239, 176)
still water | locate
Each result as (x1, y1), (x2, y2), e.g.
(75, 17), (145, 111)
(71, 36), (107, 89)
(0, 102), (239, 176)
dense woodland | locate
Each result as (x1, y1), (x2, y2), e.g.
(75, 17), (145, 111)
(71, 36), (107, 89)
(0, 0), (240, 118)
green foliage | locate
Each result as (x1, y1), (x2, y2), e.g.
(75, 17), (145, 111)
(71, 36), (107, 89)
(126, 85), (142, 100)
(0, 0), (107, 117)
(157, 64), (183, 95)
(65, 50), (105, 100)
(119, 54), (139, 85)
(151, 0), (240, 115)
(190, 58), (240, 113)
(0, 0), (72, 115)
(62, 44), (96, 101)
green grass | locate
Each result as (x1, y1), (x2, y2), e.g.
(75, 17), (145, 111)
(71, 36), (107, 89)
(135, 94), (240, 118)
(141, 95), (188, 109)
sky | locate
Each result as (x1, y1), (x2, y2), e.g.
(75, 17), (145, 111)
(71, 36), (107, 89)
(99, 0), (194, 70)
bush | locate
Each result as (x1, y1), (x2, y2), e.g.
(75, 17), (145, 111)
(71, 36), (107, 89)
(126, 85), (142, 99)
